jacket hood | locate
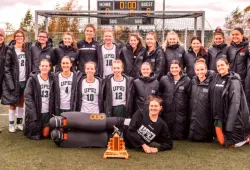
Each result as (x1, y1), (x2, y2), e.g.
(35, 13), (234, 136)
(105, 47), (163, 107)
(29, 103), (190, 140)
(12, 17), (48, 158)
(212, 41), (227, 49)
(188, 46), (207, 56)
(35, 38), (53, 50)
(230, 37), (249, 48)
(167, 72), (187, 81)
(138, 73), (156, 82)
(167, 43), (180, 49)
(193, 70), (215, 84)
(58, 40), (74, 51)
(227, 71), (241, 80)
(146, 41), (162, 55)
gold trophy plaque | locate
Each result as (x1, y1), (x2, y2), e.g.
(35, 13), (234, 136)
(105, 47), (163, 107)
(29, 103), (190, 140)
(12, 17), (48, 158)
(103, 126), (129, 159)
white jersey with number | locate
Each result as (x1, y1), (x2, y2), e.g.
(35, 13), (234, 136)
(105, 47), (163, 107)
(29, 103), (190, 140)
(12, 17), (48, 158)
(37, 74), (50, 113)
(102, 45), (116, 78)
(59, 73), (73, 110)
(80, 78), (100, 113)
(15, 48), (26, 82)
(111, 77), (126, 106)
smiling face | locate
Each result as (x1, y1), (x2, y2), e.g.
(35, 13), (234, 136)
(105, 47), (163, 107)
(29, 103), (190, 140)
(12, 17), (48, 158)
(146, 34), (156, 48)
(216, 60), (229, 76)
(141, 64), (152, 77)
(39, 60), (51, 75)
(170, 63), (181, 76)
(63, 34), (73, 46)
(149, 100), (162, 117)
(37, 32), (48, 45)
(15, 32), (25, 44)
(112, 62), (123, 77)
(129, 36), (139, 49)
(167, 34), (178, 45)
(103, 31), (113, 45)
(85, 27), (95, 39)
(232, 30), (244, 44)
(214, 34), (224, 45)
(191, 39), (201, 52)
(195, 63), (207, 80)
(85, 63), (96, 77)
(61, 57), (72, 72)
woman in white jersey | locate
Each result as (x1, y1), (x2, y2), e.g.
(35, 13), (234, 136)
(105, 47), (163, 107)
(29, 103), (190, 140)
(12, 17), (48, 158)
(54, 56), (79, 115)
(76, 61), (104, 113)
(103, 59), (134, 118)
(24, 59), (54, 139)
(1, 29), (31, 133)
(97, 29), (121, 78)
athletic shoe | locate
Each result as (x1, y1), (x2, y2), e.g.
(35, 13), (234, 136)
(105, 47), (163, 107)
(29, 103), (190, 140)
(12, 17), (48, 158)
(16, 124), (24, 131)
(9, 124), (16, 133)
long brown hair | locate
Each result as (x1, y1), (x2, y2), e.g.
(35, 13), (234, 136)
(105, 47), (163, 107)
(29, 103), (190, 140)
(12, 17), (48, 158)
(14, 29), (26, 52)
(128, 32), (143, 49)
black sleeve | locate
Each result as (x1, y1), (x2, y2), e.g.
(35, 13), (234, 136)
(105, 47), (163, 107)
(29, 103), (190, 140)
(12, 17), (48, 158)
(50, 48), (56, 67)
(126, 110), (146, 148)
(225, 79), (241, 132)
(154, 49), (165, 79)
(24, 77), (37, 120)
(154, 122), (173, 151)
(4, 49), (15, 90)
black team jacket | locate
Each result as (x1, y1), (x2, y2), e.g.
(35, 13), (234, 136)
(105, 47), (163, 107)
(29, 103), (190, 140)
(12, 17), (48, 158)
(54, 41), (79, 72)
(183, 47), (208, 79)
(75, 74), (104, 113)
(103, 74), (134, 118)
(0, 43), (7, 97)
(1, 40), (31, 106)
(53, 71), (80, 115)
(210, 72), (250, 147)
(143, 42), (165, 80)
(189, 70), (215, 142)
(159, 73), (191, 139)
(119, 43), (146, 79)
(125, 109), (173, 151)
(164, 44), (185, 75)
(23, 72), (54, 140)
(133, 74), (159, 111)
(31, 38), (56, 73)
(207, 42), (228, 71)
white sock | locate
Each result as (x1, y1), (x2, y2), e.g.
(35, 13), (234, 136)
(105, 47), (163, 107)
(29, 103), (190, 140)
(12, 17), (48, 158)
(9, 110), (15, 124)
(17, 107), (24, 118)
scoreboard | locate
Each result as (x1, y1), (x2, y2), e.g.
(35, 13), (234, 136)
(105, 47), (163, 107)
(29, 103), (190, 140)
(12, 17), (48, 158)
(97, 0), (155, 25)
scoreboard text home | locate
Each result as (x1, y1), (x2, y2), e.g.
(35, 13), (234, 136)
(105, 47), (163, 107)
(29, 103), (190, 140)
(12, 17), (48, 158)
(97, 0), (155, 25)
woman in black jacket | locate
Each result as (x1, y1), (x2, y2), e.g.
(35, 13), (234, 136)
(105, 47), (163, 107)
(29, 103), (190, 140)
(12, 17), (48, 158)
(183, 36), (208, 79)
(53, 56), (79, 116)
(0, 28), (7, 98)
(24, 59), (54, 139)
(125, 96), (173, 153)
(143, 32), (165, 80)
(134, 62), (159, 111)
(55, 32), (79, 72)
(76, 61), (104, 113)
(159, 60), (191, 139)
(119, 32), (145, 79)
(189, 58), (215, 142)
(227, 27), (249, 89)
(207, 27), (228, 71)
(77, 24), (99, 73)
(162, 31), (185, 75)
(210, 58), (250, 147)
(1, 29), (31, 133)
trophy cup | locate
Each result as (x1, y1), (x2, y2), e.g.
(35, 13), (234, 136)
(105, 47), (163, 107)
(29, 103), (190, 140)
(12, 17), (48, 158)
(103, 126), (129, 159)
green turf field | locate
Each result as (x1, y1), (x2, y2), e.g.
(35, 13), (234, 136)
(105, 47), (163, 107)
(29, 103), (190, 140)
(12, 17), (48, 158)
(0, 115), (250, 170)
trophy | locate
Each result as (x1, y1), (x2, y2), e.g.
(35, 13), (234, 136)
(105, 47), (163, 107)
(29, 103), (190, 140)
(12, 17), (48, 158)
(103, 126), (129, 159)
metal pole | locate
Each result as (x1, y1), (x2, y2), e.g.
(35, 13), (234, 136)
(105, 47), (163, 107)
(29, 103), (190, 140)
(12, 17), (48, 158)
(45, 17), (49, 32)
(88, 0), (90, 23)
(162, 0), (165, 44)
(201, 11), (205, 46)
(35, 11), (38, 38)
(184, 28), (187, 50)
(194, 17), (197, 36)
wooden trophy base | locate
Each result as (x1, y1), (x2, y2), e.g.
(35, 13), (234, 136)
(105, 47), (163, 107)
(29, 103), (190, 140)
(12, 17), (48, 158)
(103, 150), (129, 160)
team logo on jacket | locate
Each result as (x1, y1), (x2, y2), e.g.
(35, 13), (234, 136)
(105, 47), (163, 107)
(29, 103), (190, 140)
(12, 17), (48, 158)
(151, 90), (156, 94)
(179, 54), (182, 57)
(151, 58), (155, 62)
(92, 45), (96, 48)
(240, 49), (245, 56)
(137, 125), (156, 143)
(179, 86), (184, 90)
(46, 55), (51, 59)
(134, 56), (137, 59)
(71, 57), (75, 61)
(203, 88), (208, 93)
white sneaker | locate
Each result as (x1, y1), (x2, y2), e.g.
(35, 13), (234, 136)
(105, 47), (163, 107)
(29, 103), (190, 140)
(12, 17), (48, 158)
(16, 124), (24, 131)
(9, 125), (16, 133)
